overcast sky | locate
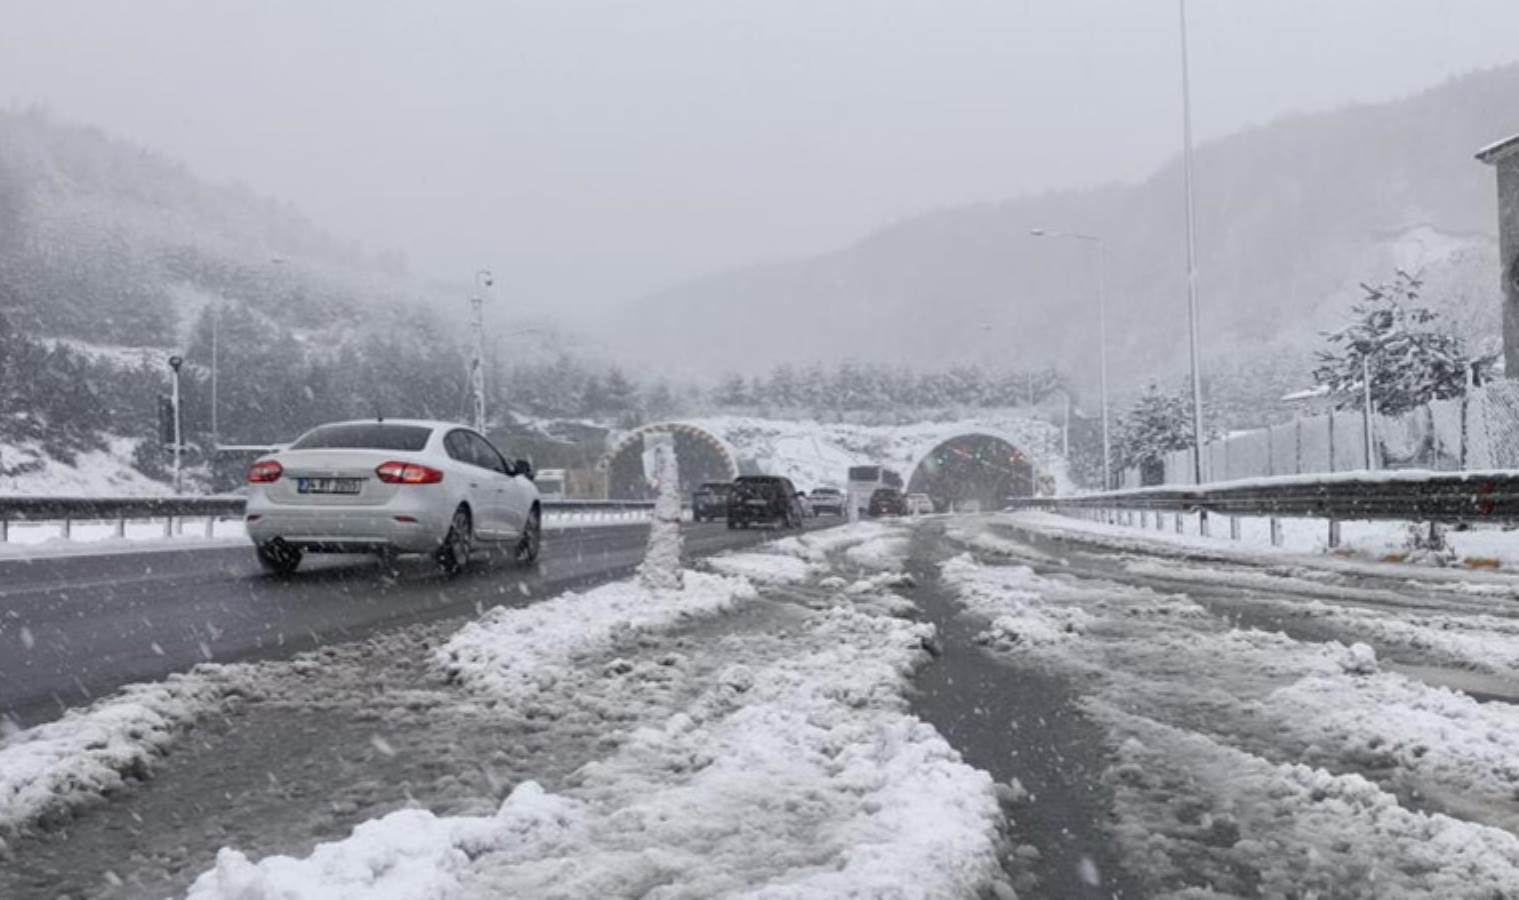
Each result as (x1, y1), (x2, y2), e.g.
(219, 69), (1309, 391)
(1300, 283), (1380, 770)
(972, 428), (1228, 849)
(3, 0), (1518, 319)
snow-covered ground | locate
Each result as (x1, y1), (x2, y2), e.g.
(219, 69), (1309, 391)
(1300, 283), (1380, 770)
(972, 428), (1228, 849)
(940, 517), (1519, 894)
(0, 436), (173, 496)
(1002, 507), (1519, 574)
(0, 520), (1010, 897)
(183, 521), (1005, 898)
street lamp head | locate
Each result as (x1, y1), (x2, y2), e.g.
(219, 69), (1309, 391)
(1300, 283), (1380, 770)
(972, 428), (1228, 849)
(1029, 228), (1048, 237)
(168, 355), (183, 371)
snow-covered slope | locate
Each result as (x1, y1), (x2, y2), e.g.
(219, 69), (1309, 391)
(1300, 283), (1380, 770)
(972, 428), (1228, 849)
(0, 437), (173, 497)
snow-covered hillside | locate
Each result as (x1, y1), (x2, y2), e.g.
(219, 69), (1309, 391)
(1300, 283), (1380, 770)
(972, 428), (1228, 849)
(0, 437), (175, 497)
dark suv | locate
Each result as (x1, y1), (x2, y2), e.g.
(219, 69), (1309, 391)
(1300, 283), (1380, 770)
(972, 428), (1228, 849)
(692, 481), (733, 522)
(727, 476), (804, 529)
(868, 487), (907, 517)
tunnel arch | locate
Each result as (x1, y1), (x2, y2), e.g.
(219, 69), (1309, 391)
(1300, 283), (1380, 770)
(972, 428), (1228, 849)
(601, 422), (740, 500)
(906, 433), (1034, 513)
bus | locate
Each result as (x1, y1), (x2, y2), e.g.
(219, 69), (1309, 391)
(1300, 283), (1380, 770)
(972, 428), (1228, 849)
(846, 465), (903, 515)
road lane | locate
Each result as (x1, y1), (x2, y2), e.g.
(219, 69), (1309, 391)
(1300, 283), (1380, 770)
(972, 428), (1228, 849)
(1, 519), (837, 728)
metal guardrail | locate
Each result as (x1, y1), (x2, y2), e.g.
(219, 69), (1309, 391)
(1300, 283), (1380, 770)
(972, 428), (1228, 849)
(1006, 470), (1519, 546)
(0, 496), (658, 542)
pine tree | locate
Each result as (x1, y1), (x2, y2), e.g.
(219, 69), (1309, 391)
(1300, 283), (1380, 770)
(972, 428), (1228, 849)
(605, 366), (641, 423)
(714, 373), (749, 407)
(1312, 271), (1495, 417)
(1114, 383), (1194, 485)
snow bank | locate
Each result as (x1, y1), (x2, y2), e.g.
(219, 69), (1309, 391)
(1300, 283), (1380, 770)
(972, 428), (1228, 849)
(0, 665), (250, 836)
(190, 589), (1005, 898)
(1094, 704), (1519, 897)
(704, 550), (817, 584)
(436, 571), (756, 705)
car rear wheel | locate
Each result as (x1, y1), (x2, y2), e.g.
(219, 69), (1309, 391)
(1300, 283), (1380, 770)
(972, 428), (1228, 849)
(256, 540), (302, 575)
(515, 507), (542, 566)
(435, 506), (473, 576)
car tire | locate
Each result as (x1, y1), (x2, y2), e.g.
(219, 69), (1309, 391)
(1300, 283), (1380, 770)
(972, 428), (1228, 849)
(514, 507), (542, 566)
(256, 540), (302, 576)
(435, 506), (473, 576)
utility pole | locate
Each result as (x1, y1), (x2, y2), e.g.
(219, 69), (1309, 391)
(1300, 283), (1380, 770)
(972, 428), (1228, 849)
(1179, 0), (1206, 485)
(168, 355), (184, 494)
(1361, 355), (1375, 470)
(470, 269), (493, 432)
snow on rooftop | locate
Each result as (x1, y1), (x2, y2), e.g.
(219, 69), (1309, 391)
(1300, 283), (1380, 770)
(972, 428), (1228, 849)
(1476, 131), (1519, 164)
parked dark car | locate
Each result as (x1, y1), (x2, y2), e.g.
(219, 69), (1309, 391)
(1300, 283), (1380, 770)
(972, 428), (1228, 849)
(727, 476), (804, 529)
(692, 481), (734, 522)
(809, 486), (846, 516)
(868, 487), (907, 517)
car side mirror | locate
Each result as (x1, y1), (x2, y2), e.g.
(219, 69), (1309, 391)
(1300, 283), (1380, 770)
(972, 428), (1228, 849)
(514, 459), (535, 480)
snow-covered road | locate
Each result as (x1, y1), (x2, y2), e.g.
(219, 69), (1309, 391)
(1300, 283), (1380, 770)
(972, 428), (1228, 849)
(9, 511), (1519, 898)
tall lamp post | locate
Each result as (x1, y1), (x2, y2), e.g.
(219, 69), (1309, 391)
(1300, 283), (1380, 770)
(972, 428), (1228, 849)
(1178, 0), (1206, 485)
(1031, 229), (1111, 490)
(470, 269), (494, 432)
(167, 355), (184, 494)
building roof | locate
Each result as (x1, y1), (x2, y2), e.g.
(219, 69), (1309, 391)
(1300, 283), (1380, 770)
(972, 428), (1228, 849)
(1476, 132), (1519, 165)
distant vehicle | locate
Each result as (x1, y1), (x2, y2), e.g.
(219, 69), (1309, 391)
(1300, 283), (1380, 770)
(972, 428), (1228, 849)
(809, 486), (846, 516)
(727, 475), (804, 529)
(244, 419), (541, 576)
(905, 492), (935, 515)
(952, 498), (983, 514)
(868, 487), (907, 517)
(847, 465), (903, 515)
(692, 481), (734, 522)
(794, 491), (815, 517)
(535, 468), (567, 499)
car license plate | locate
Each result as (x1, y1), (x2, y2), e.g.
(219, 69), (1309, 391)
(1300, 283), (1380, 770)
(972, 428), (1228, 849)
(297, 477), (362, 495)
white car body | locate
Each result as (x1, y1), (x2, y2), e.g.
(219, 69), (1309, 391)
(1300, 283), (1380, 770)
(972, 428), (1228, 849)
(245, 419), (540, 564)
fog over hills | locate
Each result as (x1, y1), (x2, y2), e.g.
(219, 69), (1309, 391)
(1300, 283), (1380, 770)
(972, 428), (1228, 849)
(608, 64), (1516, 391)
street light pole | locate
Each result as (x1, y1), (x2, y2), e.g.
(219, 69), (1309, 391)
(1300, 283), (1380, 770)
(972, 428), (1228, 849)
(1031, 228), (1111, 489)
(470, 269), (494, 433)
(1179, 0), (1206, 485)
(168, 355), (184, 494)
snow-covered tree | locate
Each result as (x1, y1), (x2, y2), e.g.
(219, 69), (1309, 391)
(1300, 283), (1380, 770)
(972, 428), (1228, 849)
(1312, 271), (1496, 417)
(713, 373), (749, 407)
(1114, 383), (1194, 485)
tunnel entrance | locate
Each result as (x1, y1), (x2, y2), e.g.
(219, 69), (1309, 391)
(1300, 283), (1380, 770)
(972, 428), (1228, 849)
(603, 423), (739, 500)
(908, 434), (1034, 513)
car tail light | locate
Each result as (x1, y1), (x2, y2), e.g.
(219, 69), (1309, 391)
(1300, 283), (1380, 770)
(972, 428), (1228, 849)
(248, 460), (283, 483)
(376, 461), (444, 484)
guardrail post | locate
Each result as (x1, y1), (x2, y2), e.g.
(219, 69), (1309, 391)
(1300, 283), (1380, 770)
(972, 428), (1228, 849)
(1198, 510), (1210, 537)
(1139, 510), (1149, 529)
(61, 517), (72, 540)
(1229, 516), (1240, 540)
(115, 516), (126, 538)
(204, 516), (216, 538)
(1327, 519), (1341, 549)
(1174, 512), (1184, 534)
(1269, 517), (1283, 547)
(164, 516), (174, 538)
(0, 518), (7, 542)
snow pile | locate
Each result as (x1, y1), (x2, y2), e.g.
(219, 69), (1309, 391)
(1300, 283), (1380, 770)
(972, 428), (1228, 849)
(1095, 704), (1519, 897)
(636, 442), (683, 592)
(436, 572), (756, 705)
(0, 665), (250, 836)
(704, 550), (817, 585)
(190, 593), (1005, 898)
(940, 553), (1096, 652)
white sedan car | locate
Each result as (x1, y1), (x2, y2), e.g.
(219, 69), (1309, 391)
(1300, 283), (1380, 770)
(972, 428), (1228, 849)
(244, 419), (541, 575)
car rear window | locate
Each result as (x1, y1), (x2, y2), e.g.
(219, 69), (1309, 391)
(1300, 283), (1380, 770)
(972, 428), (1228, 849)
(290, 423), (433, 451)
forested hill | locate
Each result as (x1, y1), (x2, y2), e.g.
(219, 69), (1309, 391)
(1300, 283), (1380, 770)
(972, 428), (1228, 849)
(0, 106), (421, 346)
(0, 108), (481, 476)
(611, 63), (1517, 383)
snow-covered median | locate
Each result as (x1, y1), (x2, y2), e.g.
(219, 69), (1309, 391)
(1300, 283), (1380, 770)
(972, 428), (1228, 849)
(436, 571), (757, 705)
(189, 524), (1007, 898)
(0, 666), (252, 838)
